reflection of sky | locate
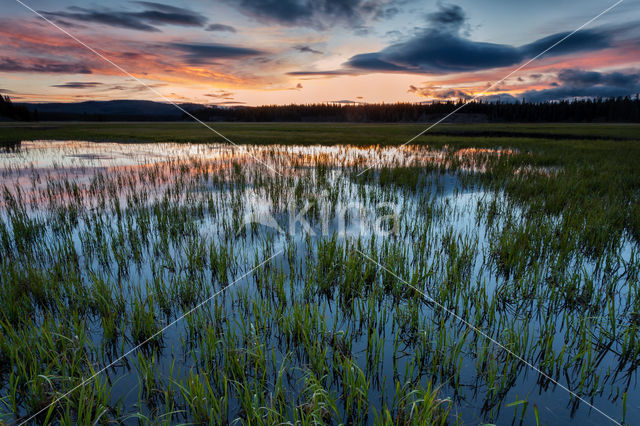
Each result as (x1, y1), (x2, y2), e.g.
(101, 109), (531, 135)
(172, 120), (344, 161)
(1, 0), (639, 104)
(2, 139), (639, 424)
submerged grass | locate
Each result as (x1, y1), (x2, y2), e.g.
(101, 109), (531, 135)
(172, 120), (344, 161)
(0, 123), (639, 424)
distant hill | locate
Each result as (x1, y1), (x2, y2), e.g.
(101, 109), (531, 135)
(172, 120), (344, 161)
(19, 100), (205, 120)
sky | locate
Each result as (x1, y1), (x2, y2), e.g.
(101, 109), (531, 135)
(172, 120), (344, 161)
(1, 0), (639, 105)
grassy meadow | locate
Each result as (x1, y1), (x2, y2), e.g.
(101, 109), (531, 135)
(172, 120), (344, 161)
(2, 121), (640, 145)
(0, 122), (639, 424)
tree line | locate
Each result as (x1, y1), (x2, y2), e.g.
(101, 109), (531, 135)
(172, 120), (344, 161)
(0, 95), (33, 121)
(1, 94), (639, 122)
(190, 96), (640, 123)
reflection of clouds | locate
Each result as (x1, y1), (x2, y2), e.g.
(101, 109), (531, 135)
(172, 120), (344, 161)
(2, 141), (522, 177)
(0, 140), (533, 211)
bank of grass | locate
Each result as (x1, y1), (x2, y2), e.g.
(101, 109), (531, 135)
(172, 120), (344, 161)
(1, 121), (639, 145)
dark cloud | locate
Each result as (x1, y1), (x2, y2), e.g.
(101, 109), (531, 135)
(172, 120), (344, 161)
(0, 57), (91, 74)
(294, 45), (324, 55)
(316, 3), (613, 75)
(107, 83), (167, 92)
(408, 69), (640, 102)
(329, 99), (358, 104)
(42, 7), (157, 32)
(169, 43), (265, 64)
(204, 90), (235, 99)
(119, 52), (145, 60)
(213, 101), (246, 105)
(519, 86), (636, 102)
(49, 18), (89, 30)
(374, 6), (400, 20)
(408, 84), (471, 100)
(51, 82), (103, 89)
(425, 3), (466, 33)
(477, 93), (520, 103)
(353, 25), (372, 36)
(228, 0), (400, 30)
(345, 28), (610, 74)
(346, 30), (524, 73)
(0, 88), (16, 94)
(520, 30), (610, 58)
(518, 69), (640, 102)
(41, 3), (207, 32)
(346, 52), (411, 71)
(206, 23), (237, 32)
(437, 89), (472, 99)
(558, 69), (603, 86)
(384, 30), (402, 39)
(558, 69), (640, 87)
(133, 2), (207, 26)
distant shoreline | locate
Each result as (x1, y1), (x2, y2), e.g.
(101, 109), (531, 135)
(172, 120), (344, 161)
(2, 122), (639, 147)
(1, 96), (637, 123)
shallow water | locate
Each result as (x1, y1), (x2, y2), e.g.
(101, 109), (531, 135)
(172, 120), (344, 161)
(0, 140), (637, 425)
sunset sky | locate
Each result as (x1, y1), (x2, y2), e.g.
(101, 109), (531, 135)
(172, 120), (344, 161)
(1, 0), (639, 105)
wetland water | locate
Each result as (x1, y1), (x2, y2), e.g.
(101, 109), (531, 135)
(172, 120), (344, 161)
(1, 141), (638, 424)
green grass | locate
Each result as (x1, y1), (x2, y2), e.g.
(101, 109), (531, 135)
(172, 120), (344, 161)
(1, 121), (639, 145)
(1, 124), (639, 424)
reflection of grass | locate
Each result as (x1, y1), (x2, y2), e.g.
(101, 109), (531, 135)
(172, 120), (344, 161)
(1, 129), (639, 424)
(345, 125), (640, 262)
